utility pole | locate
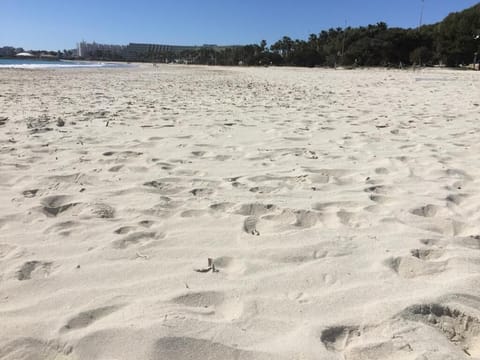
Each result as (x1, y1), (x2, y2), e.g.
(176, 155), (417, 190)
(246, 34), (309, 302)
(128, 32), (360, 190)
(341, 19), (347, 66)
(419, 0), (425, 28)
(417, 0), (425, 68)
(475, 32), (480, 70)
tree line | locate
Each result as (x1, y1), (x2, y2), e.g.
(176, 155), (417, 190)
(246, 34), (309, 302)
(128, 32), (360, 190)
(180, 3), (480, 68)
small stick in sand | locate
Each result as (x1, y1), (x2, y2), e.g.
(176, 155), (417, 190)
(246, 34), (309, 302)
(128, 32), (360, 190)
(135, 252), (148, 259)
(194, 258), (219, 273)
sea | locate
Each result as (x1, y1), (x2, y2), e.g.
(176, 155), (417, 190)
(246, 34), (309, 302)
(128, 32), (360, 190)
(0, 58), (132, 69)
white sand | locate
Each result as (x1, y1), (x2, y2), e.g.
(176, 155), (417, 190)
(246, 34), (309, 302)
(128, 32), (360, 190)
(1, 65), (480, 359)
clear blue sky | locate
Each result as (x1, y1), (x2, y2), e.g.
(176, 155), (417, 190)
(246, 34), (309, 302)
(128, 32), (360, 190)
(1, 0), (479, 50)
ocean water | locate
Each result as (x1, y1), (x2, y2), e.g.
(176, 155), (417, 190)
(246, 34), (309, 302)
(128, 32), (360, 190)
(0, 58), (132, 69)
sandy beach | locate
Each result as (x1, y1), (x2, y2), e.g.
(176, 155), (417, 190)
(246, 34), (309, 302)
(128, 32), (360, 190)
(1, 64), (480, 359)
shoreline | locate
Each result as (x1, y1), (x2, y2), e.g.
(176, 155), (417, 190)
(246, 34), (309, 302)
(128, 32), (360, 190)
(2, 56), (480, 72)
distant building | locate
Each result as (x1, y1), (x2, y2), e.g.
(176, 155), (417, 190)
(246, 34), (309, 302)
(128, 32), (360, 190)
(124, 43), (241, 62)
(75, 40), (240, 62)
(125, 43), (202, 61)
(77, 41), (127, 59)
(0, 46), (18, 57)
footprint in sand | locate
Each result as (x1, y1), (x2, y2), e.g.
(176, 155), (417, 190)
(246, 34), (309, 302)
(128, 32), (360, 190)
(320, 295), (480, 359)
(108, 165), (124, 172)
(191, 151), (206, 157)
(154, 196), (183, 210)
(211, 256), (247, 276)
(152, 337), (276, 360)
(419, 238), (443, 247)
(260, 207), (324, 230)
(410, 204), (439, 218)
(0, 243), (16, 259)
(40, 195), (80, 217)
(22, 189), (39, 198)
(180, 209), (209, 218)
(244, 216), (260, 236)
(369, 194), (393, 204)
(277, 240), (353, 264)
(0, 338), (73, 360)
(209, 202), (234, 212)
(138, 220), (155, 228)
(249, 186), (277, 194)
(444, 168), (473, 182)
(236, 203), (277, 217)
(16, 261), (53, 281)
(171, 290), (225, 308)
(293, 210), (319, 228)
(266, 246), (328, 265)
(170, 290), (244, 320)
(143, 180), (184, 195)
(410, 248), (445, 261)
(320, 326), (361, 352)
(236, 203), (279, 236)
(112, 231), (162, 249)
(320, 322), (416, 360)
(117, 151), (143, 159)
(190, 188), (215, 197)
(384, 252), (446, 279)
(446, 194), (467, 205)
(364, 185), (390, 195)
(400, 302), (480, 357)
(214, 154), (231, 161)
(375, 167), (390, 175)
(114, 226), (136, 235)
(81, 202), (115, 219)
(453, 235), (480, 250)
(44, 220), (81, 237)
(61, 304), (124, 332)
(154, 162), (175, 171)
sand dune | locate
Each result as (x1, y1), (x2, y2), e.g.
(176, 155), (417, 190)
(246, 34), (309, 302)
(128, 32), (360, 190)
(1, 64), (480, 359)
